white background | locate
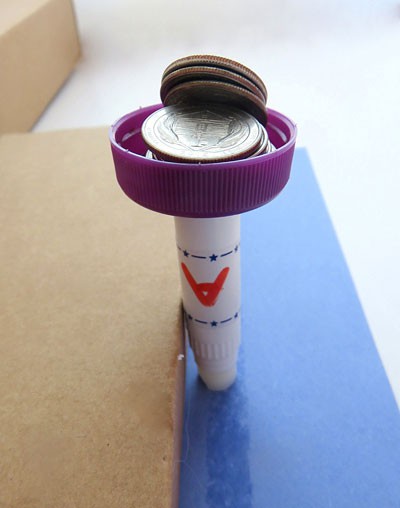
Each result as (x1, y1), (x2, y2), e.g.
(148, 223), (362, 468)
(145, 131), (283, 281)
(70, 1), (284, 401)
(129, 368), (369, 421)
(34, 0), (400, 406)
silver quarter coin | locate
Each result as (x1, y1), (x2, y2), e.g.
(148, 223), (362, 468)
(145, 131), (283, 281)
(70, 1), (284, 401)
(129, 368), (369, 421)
(251, 124), (269, 157)
(145, 149), (157, 159)
(142, 104), (263, 163)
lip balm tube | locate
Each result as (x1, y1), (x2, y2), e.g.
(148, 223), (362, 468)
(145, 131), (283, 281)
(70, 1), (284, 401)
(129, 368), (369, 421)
(175, 215), (240, 390)
(109, 104), (297, 391)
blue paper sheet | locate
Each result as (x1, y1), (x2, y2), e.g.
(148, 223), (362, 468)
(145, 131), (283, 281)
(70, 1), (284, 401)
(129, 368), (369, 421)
(179, 148), (400, 508)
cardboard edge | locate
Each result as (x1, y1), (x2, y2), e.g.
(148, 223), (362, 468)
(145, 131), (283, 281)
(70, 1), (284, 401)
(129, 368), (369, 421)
(0, 0), (81, 134)
(170, 306), (186, 508)
(30, 0), (82, 130)
(28, 0), (82, 132)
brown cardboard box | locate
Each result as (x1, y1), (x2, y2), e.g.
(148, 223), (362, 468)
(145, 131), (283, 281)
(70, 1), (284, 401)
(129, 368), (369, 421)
(0, 0), (80, 134)
(0, 128), (185, 507)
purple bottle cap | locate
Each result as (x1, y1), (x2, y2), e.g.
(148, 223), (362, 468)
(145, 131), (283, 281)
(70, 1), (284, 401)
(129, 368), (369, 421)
(109, 104), (297, 218)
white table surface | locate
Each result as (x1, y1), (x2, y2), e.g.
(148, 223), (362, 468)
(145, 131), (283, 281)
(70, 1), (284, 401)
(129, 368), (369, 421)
(34, 0), (400, 407)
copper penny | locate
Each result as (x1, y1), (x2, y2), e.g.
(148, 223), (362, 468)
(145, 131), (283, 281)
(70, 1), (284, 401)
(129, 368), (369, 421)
(160, 65), (266, 105)
(162, 54), (267, 103)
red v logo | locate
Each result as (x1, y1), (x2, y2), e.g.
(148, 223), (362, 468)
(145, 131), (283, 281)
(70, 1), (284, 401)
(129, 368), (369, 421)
(181, 263), (230, 307)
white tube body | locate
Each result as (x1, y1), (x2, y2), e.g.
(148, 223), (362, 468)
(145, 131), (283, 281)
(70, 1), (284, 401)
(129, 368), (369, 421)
(174, 215), (241, 390)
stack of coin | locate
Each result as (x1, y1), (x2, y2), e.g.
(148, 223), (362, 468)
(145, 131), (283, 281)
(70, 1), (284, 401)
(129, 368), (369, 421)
(143, 104), (274, 163)
(142, 55), (275, 163)
(161, 54), (268, 126)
